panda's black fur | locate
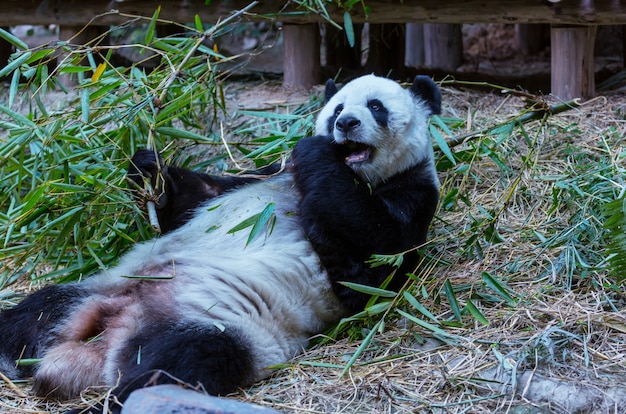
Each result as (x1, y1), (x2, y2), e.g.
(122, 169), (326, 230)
(0, 74), (440, 412)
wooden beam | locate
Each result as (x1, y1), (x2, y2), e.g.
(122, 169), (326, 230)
(0, 0), (625, 26)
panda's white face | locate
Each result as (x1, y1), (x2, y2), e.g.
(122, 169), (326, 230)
(315, 75), (437, 187)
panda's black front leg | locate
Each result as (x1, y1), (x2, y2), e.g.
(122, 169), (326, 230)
(292, 135), (439, 309)
(291, 135), (400, 250)
(128, 150), (277, 234)
(291, 136), (402, 309)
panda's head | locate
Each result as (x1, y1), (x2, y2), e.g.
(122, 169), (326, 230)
(315, 74), (441, 187)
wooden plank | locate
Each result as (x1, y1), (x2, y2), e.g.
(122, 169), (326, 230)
(0, 0), (625, 26)
(424, 24), (462, 71)
(282, 24), (320, 87)
(405, 24), (424, 68)
(550, 25), (597, 99)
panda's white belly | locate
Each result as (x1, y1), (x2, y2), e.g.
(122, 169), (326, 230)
(86, 173), (344, 380)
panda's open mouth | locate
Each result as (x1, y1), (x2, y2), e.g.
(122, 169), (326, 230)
(341, 141), (374, 165)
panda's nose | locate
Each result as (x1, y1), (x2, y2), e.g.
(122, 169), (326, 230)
(336, 116), (361, 132)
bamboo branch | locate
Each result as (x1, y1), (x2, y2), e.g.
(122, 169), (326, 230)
(143, 1), (259, 233)
(434, 98), (585, 152)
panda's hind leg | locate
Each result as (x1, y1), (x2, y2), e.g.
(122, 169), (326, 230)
(0, 283), (87, 378)
(112, 321), (256, 404)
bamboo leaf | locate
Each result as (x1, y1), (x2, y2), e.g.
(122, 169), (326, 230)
(194, 15), (203, 32)
(340, 319), (381, 377)
(91, 63), (106, 83)
(227, 203), (276, 246)
(466, 299), (489, 325)
(81, 89), (90, 123)
(0, 51), (32, 78)
(246, 202), (275, 246)
(443, 279), (462, 321)
(481, 272), (516, 306)
(430, 123), (456, 165)
(397, 309), (458, 343)
(8, 69), (20, 109)
(0, 28), (28, 50)
(343, 12), (355, 48)
(339, 281), (397, 298)
(402, 291), (439, 323)
(145, 6), (161, 45)
(156, 126), (212, 142)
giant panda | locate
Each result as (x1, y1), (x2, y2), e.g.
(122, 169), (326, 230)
(0, 74), (441, 412)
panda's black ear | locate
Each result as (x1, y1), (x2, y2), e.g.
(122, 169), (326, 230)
(324, 79), (339, 103)
(410, 75), (441, 116)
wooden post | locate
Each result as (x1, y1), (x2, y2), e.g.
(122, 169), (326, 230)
(550, 25), (597, 99)
(515, 24), (547, 55)
(405, 23), (424, 68)
(282, 24), (320, 88)
(423, 24), (462, 71)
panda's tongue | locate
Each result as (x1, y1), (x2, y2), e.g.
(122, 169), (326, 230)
(344, 142), (372, 165)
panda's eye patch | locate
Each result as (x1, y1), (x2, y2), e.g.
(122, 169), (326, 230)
(334, 104), (344, 116)
(368, 99), (385, 112)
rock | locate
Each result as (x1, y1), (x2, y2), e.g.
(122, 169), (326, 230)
(121, 384), (280, 414)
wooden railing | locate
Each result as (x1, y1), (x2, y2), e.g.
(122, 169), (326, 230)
(1, 0), (625, 98)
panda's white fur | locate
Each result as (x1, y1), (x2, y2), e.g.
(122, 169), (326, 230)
(24, 172), (341, 400)
(0, 74), (441, 411)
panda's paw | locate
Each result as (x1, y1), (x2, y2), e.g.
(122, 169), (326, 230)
(292, 135), (337, 166)
(127, 149), (169, 209)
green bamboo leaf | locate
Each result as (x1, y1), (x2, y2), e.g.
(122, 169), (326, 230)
(397, 309), (454, 340)
(343, 12), (355, 48)
(247, 202), (275, 246)
(27, 48), (55, 64)
(339, 281), (397, 298)
(58, 65), (92, 74)
(431, 114), (456, 138)
(365, 301), (391, 316)
(481, 272), (516, 306)
(402, 291), (438, 323)
(430, 123), (456, 165)
(0, 51), (32, 78)
(443, 279), (462, 321)
(466, 299), (489, 325)
(145, 6), (161, 45)
(340, 319), (381, 377)
(81, 88), (90, 123)
(47, 207), (84, 256)
(156, 126), (211, 142)
(195, 15), (203, 32)
(8, 69), (20, 109)
(227, 203), (276, 246)
(367, 253), (403, 268)
(0, 28), (28, 50)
